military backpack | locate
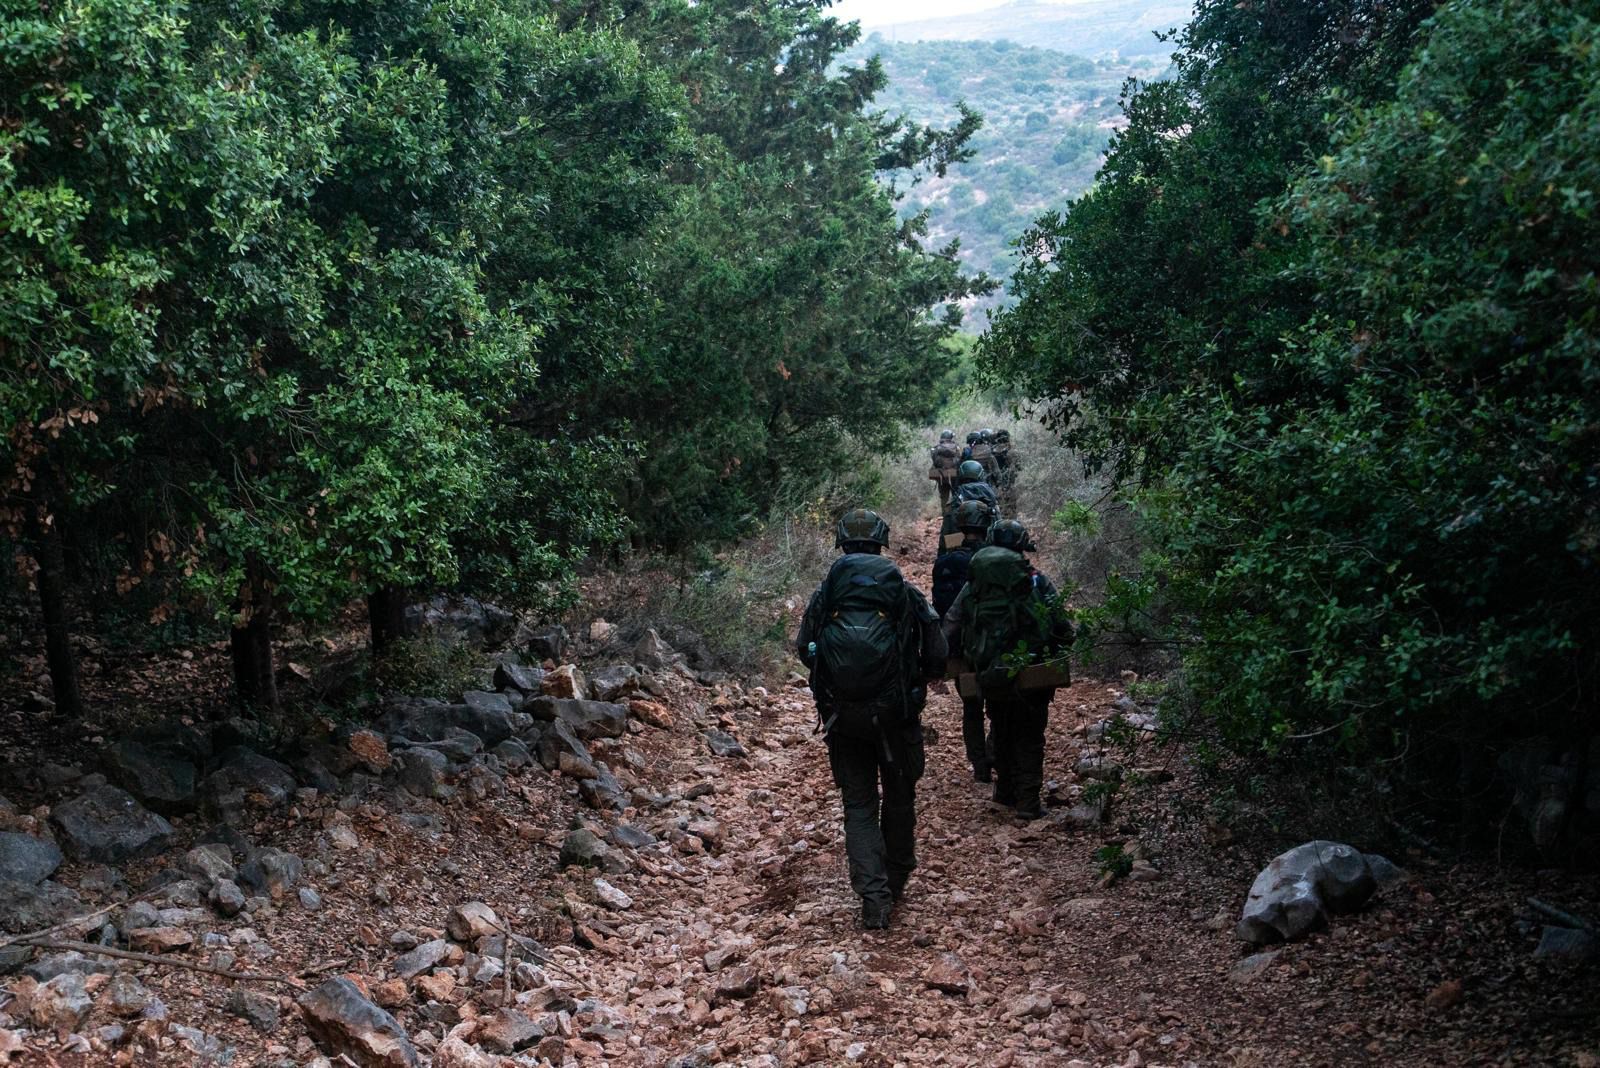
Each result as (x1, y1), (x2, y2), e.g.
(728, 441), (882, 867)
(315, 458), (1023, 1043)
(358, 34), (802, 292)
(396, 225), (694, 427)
(961, 547), (1051, 691)
(811, 553), (917, 737)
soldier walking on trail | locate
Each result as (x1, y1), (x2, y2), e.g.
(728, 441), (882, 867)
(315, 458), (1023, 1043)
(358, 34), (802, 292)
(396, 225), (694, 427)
(992, 428), (1019, 514)
(944, 520), (1072, 820)
(928, 429), (962, 511)
(969, 429), (1000, 480)
(930, 498), (999, 782)
(936, 460), (1000, 555)
(798, 509), (947, 929)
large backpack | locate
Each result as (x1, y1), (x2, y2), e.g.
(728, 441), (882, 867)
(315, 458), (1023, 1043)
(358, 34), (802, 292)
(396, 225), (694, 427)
(969, 441), (998, 475)
(929, 441), (961, 485)
(961, 547), (1049, 685)
(812, 553), (916, 736)
(931, 547), (975, 620)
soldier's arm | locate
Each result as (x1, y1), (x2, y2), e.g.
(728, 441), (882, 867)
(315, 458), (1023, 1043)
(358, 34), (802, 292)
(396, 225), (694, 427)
(796, 587), (826, 667)
(907, 588), (947, 679)
(941, 585), (969, 656)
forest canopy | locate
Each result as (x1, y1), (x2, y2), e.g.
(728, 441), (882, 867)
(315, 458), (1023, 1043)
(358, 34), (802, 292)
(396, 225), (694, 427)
(1, 0), (985, 714)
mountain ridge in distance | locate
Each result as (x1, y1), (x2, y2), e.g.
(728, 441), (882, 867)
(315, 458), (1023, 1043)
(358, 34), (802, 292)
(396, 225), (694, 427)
(860, 0), (1191, 58)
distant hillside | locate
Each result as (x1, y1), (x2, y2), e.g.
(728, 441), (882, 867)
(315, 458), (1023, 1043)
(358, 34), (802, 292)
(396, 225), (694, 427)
(848, 35), (1172, 324)
(865, 0), (1191, 57)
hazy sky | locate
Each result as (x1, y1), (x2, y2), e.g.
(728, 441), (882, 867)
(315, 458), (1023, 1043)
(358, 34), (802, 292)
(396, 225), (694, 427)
(829, 0), (1016, 28)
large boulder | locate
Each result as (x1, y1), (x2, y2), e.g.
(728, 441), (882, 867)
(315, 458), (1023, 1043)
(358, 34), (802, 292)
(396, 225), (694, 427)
(100, 739), (197, 812)
(396, 748), (452, 799)
(50, 785), (173, 863)
(378, 699), (518, 749)
(0, 832), (62, 886)
(299, 977), (420, 1067)
(493, 662), (546, 696)
(199, 748), (297, 816)
(525, 697), (627, 741)
(534, 720), (594, 777)
(1236, 841), (1399, 944)
(237, 846), (304, 899)
(588, 665), (641, 703)
(0, 879), (82, 934)
(404, 595), (514, 649)
(632, 628), (682, 671)
(521, 624), (568, 663)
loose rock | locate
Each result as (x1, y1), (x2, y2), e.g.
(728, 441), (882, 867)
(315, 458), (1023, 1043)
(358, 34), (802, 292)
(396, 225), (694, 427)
(299, 977), (420, 1068)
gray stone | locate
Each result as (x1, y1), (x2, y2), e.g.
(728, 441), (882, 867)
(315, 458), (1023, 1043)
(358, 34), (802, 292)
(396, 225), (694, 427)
(298, 887), (323, 911)
(493, 662), (546, 696)
(703, 729), (747, 758)
(120, 900), (161, 930)
(417, 727), (483, 765)
(0, 879), (82, 934)
(299, 977), (419, 1067)
(632, 628), (680, 670)
(200, 748), (297, 817)
(102, 974), (152, 1017)
(100, 739), (197, 812)
(170, 1024), (229, 1062)
(31, 971), (92, 1031)
(1229, 950), (1282, 984)
(534, 719), (594, 775)
(396, 748), (452, 799)
(210, 879), (247, 917)
(1534, 926), (1599, 963)
(523, 624), (568, 662)
(579, 764), (627, 812)
(393, 938), (449, 979)
(476, 1009), (544, 1053)
(491, 738), (532, 769)
(227, 988), (280, 1032)
(23, 951), (113, 981)
(50, 785), (174, 863)
(0, 832), (62, 886)
(181, 845), (237, 887)
(463, 690), (514, 717)
(525, 697), (628, 741)
(559, 829), (626, 874)
(607, 824), (657, 850)
(1236, 841), (1394, 944)
(588, 665), (641, 703)
(238, 847), (304, 899)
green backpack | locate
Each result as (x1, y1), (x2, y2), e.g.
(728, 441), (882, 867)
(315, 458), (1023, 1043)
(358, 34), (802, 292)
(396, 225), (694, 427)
(961, 547), (1049, 688)
(813, 553), (916, 737)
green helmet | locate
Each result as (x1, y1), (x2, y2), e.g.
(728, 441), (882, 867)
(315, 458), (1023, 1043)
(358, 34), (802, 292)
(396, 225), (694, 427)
(954, 498), (996, 533)
(835, 508), (890, 550)
(979, 428), (995, 444)
(966, 431), (979, 445)
(986, 518), (1034, 552)
(939, 428), (956, 442)
(957, 460), (986, 484)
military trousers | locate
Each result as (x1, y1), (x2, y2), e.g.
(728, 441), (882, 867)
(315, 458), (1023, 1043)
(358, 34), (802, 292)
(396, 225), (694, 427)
(985, 690), (1053, 811)
(826, 723), (926, 907)
(961, 694), (992, 774)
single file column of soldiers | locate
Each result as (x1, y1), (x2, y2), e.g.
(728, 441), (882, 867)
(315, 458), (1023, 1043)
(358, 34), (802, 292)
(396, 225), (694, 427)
(796, 427), (1069, 931)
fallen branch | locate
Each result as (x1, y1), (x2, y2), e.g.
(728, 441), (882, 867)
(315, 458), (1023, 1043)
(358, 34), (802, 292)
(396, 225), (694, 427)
(1528, 897), (1598, 934)
(21, 939), (304, 988)
(0, 894), (154, 951)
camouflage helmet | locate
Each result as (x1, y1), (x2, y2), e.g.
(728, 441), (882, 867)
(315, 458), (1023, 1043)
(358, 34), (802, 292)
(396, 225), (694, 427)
(954, 498), (996, 533)
(939, 428), (956, 442)
(986, 518), (1034, 552)
(957, 460), (986, 484)
(835, 508), (890, 550)
(978, 428), (995, 443)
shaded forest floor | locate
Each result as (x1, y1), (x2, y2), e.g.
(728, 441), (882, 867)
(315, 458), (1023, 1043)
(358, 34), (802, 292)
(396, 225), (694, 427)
(2, 517), (1599, 1066)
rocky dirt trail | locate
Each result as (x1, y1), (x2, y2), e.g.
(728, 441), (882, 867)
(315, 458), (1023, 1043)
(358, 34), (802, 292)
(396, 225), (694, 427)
(4, 516), (1598, 1066)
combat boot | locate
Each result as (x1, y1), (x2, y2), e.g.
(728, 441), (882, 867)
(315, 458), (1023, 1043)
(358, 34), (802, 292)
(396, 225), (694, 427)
(862, 899), (892, 929)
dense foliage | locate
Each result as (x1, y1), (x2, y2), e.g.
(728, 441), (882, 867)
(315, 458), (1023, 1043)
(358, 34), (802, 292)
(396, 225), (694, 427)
(1, 0), (980, 713)
(985, 0), (1598, 790)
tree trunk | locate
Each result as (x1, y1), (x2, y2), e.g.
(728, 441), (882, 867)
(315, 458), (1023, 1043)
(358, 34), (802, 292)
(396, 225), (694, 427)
(230, 573), (278, 715)
(30, 512), (83, 720)
(367, 585), (408, 654)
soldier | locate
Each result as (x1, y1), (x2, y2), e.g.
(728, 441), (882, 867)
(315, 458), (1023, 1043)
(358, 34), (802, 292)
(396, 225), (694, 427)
(930, 498), (999, 782)
(928, 429), (962, 511)
(936, 461), (1000, 555)
(944, 520), (1072, 820)
(992, 429), (1018, 514)
(969, 429), (999, 480)
(798, 509), (947, 929)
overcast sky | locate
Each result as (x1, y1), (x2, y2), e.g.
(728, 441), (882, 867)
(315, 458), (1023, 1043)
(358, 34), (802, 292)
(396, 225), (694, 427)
(829, 0), (1016, 28)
